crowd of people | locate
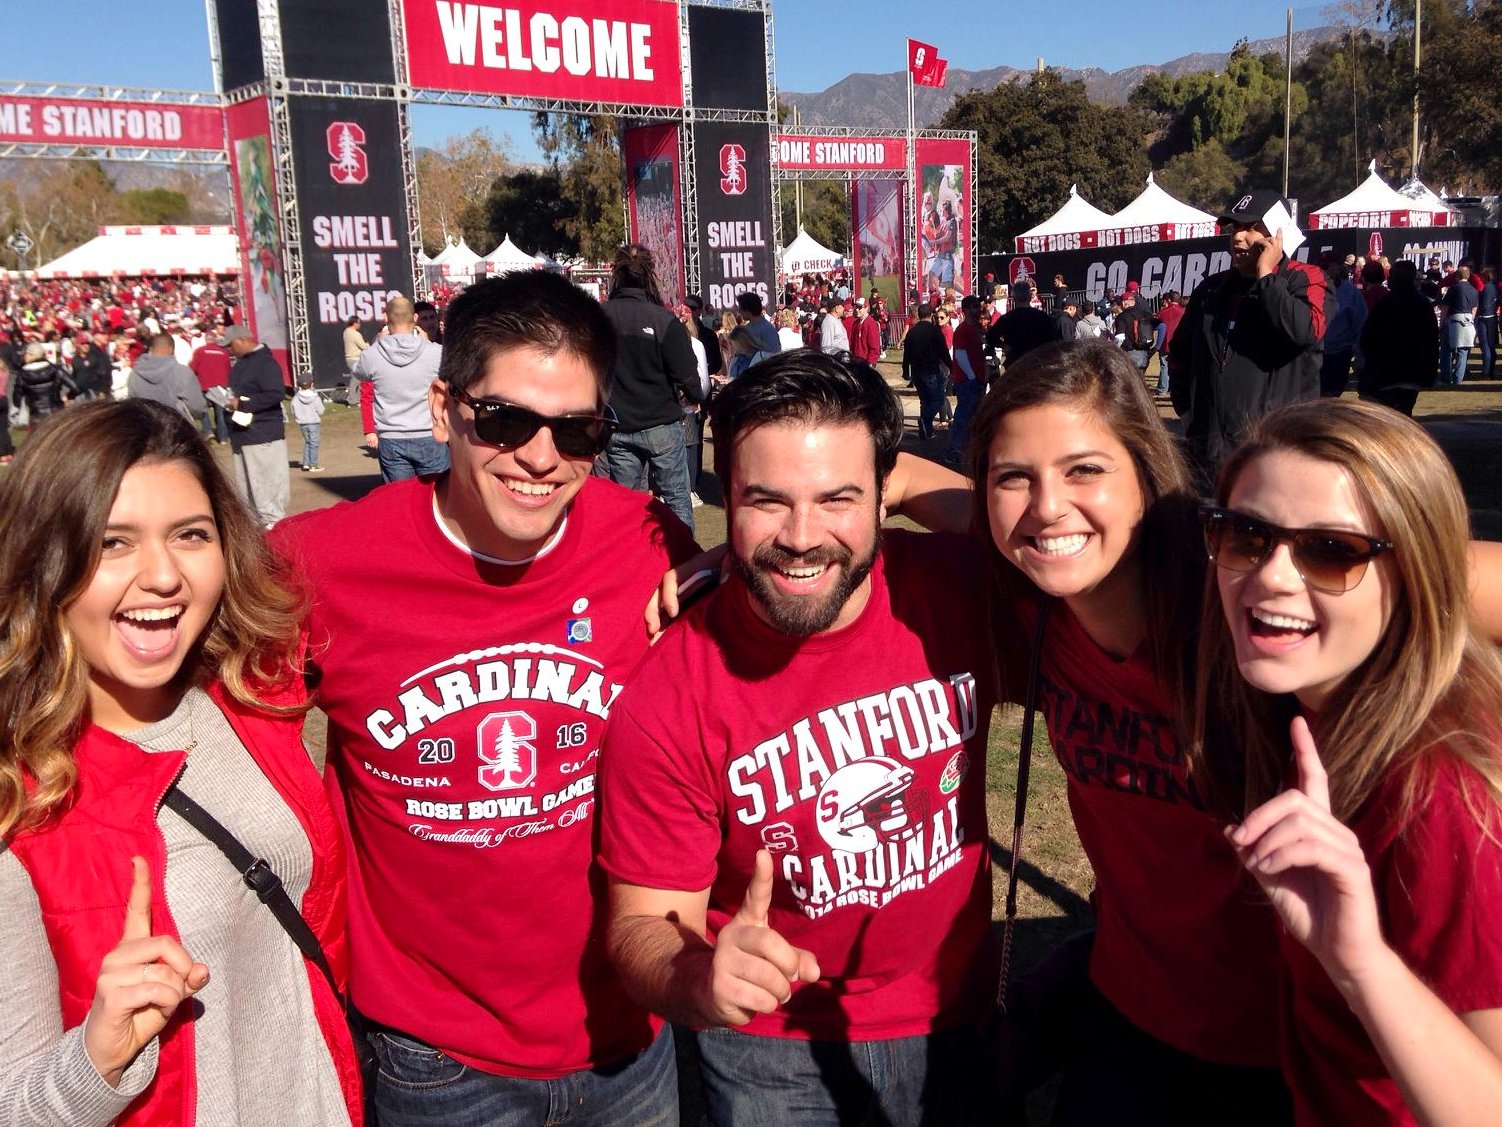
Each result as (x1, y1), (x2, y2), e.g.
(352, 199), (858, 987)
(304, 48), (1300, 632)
(0, 188), (1500, 1127)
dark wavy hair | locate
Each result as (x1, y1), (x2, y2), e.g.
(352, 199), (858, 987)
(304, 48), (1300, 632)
(709, 350), (904, 506)
(440, 271), (616, 403)
(0, 400), (307, 835)
(964, 341), (1223, 804)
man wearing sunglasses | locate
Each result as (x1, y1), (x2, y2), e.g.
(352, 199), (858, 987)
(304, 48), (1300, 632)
(271, 271), (700, 1124)
(1167, 188), (1333, 482)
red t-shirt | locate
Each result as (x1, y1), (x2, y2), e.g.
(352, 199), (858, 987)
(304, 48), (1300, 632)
(598, 532), (1000, 1040)
(1026, 600), (1282, 1067)
(271, 476), (698, 1077)
(189, 341), (232, 391)
(952, 320), (985, 384)
(1282, 754), (1502, 1125)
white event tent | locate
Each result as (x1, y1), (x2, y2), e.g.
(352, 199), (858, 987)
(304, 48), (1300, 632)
(433, 237), (483, 280)
(1105, 172), (1218, 239)
(1014, 185), (1117, 253)
(33, 225), (239, 278)
(483, 235), (542, 274)
(780, 227), (846, 275)
(1309, 162), (1456, 229)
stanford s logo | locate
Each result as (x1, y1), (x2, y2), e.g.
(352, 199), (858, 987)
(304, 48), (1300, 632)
(720, 143), (747, 196)
(1008, 256), (1036, 285)
(476, 711), (537, 792)
(327, 122), (369, 186)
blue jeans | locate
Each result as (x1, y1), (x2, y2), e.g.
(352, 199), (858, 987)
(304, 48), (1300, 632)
(949, 378), (984, 460)
(601, 421), (694, 529)
(202, 403), (230, 442)
(371, 1023), (678, 1127)
(695, 1025), (989, 1126)
(379, 434), (451, 482)
(912, 369), (945, 440)
(1479, 316), (1497, 377)
(299, 423), (321, 467)
(1448, 347), (1472, 385)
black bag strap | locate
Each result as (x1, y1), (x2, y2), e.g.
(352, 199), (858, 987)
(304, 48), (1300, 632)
(161, 785), (342, 1004)
(996, 598), (1052, 1013)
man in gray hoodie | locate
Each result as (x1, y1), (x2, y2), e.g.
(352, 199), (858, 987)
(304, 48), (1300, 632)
(128, 334), (206, 420)
(353, 295), (447, 482)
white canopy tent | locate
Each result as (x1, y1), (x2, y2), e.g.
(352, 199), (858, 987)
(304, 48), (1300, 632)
(1396, 175), (1454, 218)
(483, 235), (542, 274)
(1014, 185), (1118, 253)
(1104, 172), (1217, 239)
(33, 225), (239, 278)
(436, 237), (483, 280)
(1310, 162), (1456, 229)
(780, 227), (846, 275)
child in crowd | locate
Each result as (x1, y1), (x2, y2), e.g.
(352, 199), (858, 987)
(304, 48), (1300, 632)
(291, 377), (325, 472)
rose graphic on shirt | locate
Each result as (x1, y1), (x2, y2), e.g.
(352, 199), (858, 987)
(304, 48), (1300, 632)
(476, 710), (537, 791)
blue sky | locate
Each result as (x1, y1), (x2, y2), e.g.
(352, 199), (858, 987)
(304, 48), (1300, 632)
(8, 0), (1335, 162)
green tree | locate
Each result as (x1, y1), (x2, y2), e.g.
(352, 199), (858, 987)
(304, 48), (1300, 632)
(119, 188), (190, 225)
(779, 180), (850, 257)
(1156, 140), (1244, 212)
(532, 114), (624, 262)
(481, 168), (579, 257)
(416, 127), (512, 255)
(939, 70), (1153, 251)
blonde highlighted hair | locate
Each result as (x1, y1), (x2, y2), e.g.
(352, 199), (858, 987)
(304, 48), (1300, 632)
(0, 400), (308, 837)
(1194, 399), (1502, 829)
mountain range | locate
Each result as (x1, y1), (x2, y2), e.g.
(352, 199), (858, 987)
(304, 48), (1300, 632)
(779, 27), (1360, 130)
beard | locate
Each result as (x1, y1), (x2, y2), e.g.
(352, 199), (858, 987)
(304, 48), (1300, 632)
(733, 523), (881, 637)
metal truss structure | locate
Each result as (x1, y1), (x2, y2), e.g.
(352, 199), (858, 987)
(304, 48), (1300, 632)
(676, 0), (701, 296)
(760, 0), (781, 267)
(388, 0), (423, 297)
(254, 0), (314, 376)
(767, 127), (979, 296)
(0, 80), (229, 164)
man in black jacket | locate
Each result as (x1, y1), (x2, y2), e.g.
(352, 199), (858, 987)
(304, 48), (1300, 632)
(1168, 189), (1331, 479)
(70, 335), (113, 401)
(222, 323), (290, 528)
(599, 244), (704, 529)
(901, 303), (951, 440)
(1358, 260), (1437, 416)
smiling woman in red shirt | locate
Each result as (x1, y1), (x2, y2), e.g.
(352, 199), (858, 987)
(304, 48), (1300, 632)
(1198, 400), (1502, 1126)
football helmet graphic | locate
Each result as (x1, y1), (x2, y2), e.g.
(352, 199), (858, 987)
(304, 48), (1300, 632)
(815, 757), (916, 852)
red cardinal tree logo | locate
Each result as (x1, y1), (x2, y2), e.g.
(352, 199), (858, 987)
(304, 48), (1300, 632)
(327, 121), (369, 185)
(720, 143), (747, 196)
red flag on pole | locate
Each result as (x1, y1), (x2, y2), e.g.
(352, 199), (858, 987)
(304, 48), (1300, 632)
(907, 39), (947, 88)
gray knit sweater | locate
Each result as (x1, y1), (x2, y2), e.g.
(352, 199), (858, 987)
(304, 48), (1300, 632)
(0, 689), (351, 1126)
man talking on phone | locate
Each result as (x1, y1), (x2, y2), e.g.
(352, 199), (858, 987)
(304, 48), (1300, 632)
(1168, 188), (1333, 481)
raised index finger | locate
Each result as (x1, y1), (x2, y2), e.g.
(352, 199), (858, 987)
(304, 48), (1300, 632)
(1290, 716), (1331, 812)
(734, 849), (775, 929)
(121, 855), (154, 942)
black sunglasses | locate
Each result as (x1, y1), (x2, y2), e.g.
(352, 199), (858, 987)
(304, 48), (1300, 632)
(1200, 506), (1393, 595)
(449, 387), (616, 459)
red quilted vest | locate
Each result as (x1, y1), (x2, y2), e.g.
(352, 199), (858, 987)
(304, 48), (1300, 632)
(6, 680), (363, 1126)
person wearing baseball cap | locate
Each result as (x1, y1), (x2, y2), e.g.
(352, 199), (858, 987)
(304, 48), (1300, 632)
(848, 296), (882, 365)
(1165, 187), (1333, 479)
(220, 323), (291, 528)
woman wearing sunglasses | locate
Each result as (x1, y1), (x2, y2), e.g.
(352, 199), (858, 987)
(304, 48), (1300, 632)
(1196, 399), (1502, 1125)
(0, 400), (362, 1124)
(882, 340), (1502, 1121)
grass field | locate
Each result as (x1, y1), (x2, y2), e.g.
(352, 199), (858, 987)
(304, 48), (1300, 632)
(8, 364), (1499, 1120)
